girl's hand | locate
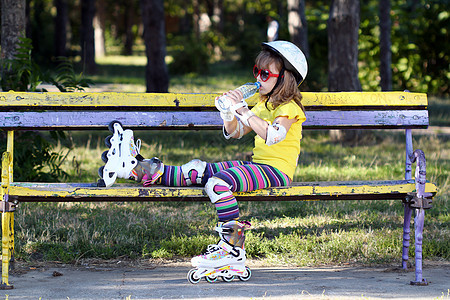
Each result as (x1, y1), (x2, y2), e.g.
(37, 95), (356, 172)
(225, 89), (244, 106)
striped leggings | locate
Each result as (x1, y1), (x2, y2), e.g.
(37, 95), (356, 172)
(156, 161), (291, 222)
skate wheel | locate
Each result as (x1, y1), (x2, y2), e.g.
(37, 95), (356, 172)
(187, 269), (201, 284)
(98, 166), (105, 178)
(238, 266), (251, 281)
(97, 178), (106, 187)
(108, 120), (122, 133)
(105, 135), (113, 148)
(206, 275), (217, 283)
(101, 150), (109, 163)
(98, 166), (115, 180)
(221, 274), (235, 282)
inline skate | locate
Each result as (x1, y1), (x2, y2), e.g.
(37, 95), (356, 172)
(187, 220), (252, 284)
(98, 121), (144, 187)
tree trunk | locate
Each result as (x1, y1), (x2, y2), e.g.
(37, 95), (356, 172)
(123, 3), (134, 56)
(327, 0), (361, 92)
(93, 15), (105, 58)
(379, 0), (392, 91)
(179, 2), (191, 35)
(1, 0), (26, 61)
(1, 0), (26, 91)
(287, 0), (309, 57)
(192, 0), (200, 40)
(213, 0), (224, 32)
(328, 0), (362, 143)
(25, 0), (31, 39)
(81, 0), (97, 74)
(94, 0), (106, 58)
(140, 0), (169, 93)
(54, 0), (68, 57)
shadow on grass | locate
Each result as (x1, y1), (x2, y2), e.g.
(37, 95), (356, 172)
(88, 64), (146, 85)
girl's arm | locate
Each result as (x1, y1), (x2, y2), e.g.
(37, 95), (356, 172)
(224, 89), (296, 141)
(240, 108), (296, 140)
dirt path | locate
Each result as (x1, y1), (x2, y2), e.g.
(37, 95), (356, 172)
(1, 260), (449, 299)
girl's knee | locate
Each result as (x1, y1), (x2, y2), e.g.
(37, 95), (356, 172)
(205, 177), (233, 203)
(181, 159), (207, 185)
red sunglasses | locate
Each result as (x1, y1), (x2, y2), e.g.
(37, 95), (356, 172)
(253, 65), (280, 82)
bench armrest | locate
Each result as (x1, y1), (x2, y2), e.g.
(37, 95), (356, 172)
(407, 149), (434, 209)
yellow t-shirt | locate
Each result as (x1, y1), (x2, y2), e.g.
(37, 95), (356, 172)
(251, 100), (306, 180)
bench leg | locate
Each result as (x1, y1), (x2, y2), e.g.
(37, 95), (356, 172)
(411, 207), (428, 286)
(1, 150), (14, 289)
(1, 211), (14, 289)
(402, 204), (412, 269)
(407, 149), (429, 286)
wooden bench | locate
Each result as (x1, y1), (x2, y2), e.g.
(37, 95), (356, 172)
(0, 90), (437, 288)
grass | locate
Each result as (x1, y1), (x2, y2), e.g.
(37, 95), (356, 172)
(16, 129), (450, 266)
(428, 96), (450, 127)
(10, 56), (450, 267)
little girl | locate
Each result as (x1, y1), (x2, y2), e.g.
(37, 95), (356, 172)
(101, 41), (307, 282)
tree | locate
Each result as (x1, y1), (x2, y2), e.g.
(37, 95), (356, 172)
(81, 0), (97, 74)
(327, 0), (361, 92)
(140, 0), (169, 92)
(1, 0), (26, 91)
(1, 0), (26, 61)
(328, 0), (362, 143)
(54, 0), (68, 57)
(123, 3), (135, 55)
(192, 0), (201, 41)
(212, 0), (224, 33)
(379, 0), (392, 91)
(94, 0), (106, 58)
(287, 0), (309, 57)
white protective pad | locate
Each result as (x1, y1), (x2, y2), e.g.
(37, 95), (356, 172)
(215, 95), (232, 113)
(234, 109), (255, 127)
(222, 121), (244, 140)
(181, 159), (207, 185)
(265, 123), (287, 146)
(205, 177), (233, 203)
(220, 110), (234, 122)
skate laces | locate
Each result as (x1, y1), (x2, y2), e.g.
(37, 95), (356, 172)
(130, 138), (141, 157)
(203, 244), (221, 255)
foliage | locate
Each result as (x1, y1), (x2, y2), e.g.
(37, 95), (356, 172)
(11, 132), (70, 182)
(15, 0), (449, 96)
(302, 0), (450, 95)
(0, 37), (92, 181)
(390, 1), (449, 95)
(168, 34), (211, 75)
(1, 37), (42, 92)
(46, 58), (94, 92)
(302, 2), (329, 91)
(231, 22), (266, 68)
(27, 0), (56, 65)
(359, 1), (382, 91)
(0, 130), (70, 182)
(1, 37), (93, 93)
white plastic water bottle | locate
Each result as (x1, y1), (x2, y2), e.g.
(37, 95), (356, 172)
(216, 82), (261, 111)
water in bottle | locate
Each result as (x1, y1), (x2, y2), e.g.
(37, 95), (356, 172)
(216, 82), (261, 111)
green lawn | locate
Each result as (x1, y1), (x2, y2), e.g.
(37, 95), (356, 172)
(11, 56), (450, 266)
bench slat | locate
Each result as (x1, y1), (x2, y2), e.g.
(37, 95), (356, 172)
(9, 181), (437, 202)
(0, 91), (428, 108)
(0, 110), (429, 130)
